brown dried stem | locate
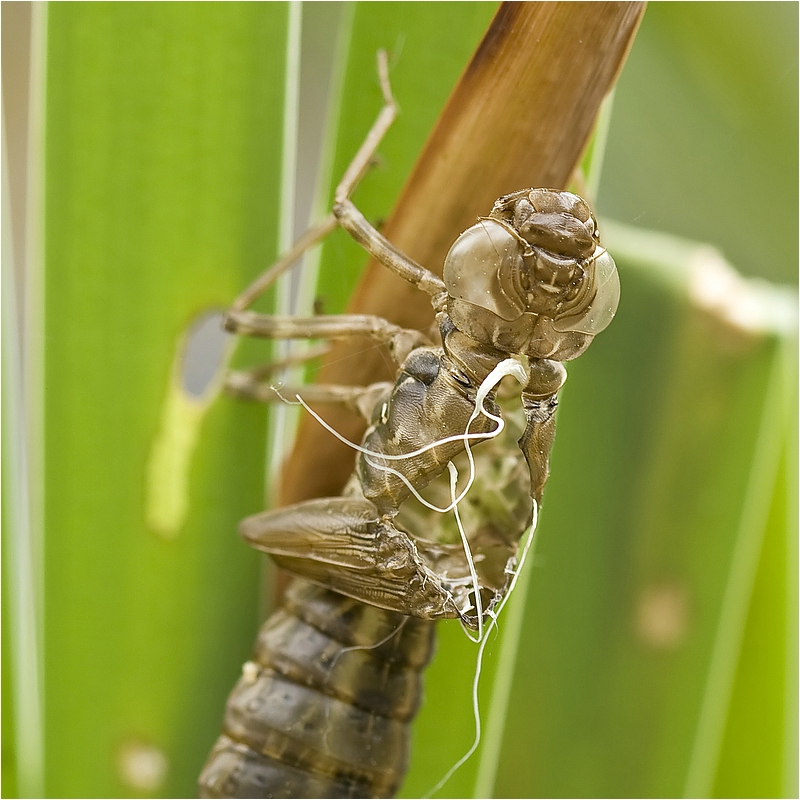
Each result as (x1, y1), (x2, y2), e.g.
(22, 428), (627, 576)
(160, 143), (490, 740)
(280, 1), (646, 506)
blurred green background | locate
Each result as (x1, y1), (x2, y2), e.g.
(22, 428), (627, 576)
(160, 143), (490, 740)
(2, 2), (796, 798)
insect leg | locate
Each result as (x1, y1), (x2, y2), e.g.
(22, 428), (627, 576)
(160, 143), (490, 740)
(222, 337), (394, 420)
(225, 372), (392, 422)
(224, 309), (430, 367)
(517, 359), (568, 505)
(230, 213), (338, 313)
(228, 50), (443, 332)
(330, 54), (446, 302)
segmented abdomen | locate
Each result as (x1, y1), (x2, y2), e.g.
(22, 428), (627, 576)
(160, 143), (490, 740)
(199, 578), (436, 799)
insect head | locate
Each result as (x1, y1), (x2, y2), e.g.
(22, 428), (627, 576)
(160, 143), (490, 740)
(443, 189), (620, 360)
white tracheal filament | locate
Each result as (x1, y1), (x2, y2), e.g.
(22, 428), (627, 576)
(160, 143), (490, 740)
(275, 357), (540, 796)
(293, 357), (529, 513)
(424, 501), (538, 799)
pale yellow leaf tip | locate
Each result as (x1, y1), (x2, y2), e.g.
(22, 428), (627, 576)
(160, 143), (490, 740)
(145, 383), (207, 538)
(145, 311), (234, 539)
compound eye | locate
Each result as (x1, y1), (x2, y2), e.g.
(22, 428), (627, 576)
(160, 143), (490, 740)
(553, 250), (620, 335)
(443, 221), (526, 321)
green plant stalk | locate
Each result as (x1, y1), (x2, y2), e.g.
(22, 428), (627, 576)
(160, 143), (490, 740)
(712, 338), (798, 798)
(3, 4), (47, 796)
(684, 344), (790, 796)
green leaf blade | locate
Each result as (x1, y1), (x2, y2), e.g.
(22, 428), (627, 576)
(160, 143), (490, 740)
(42, 5), (288, 795)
